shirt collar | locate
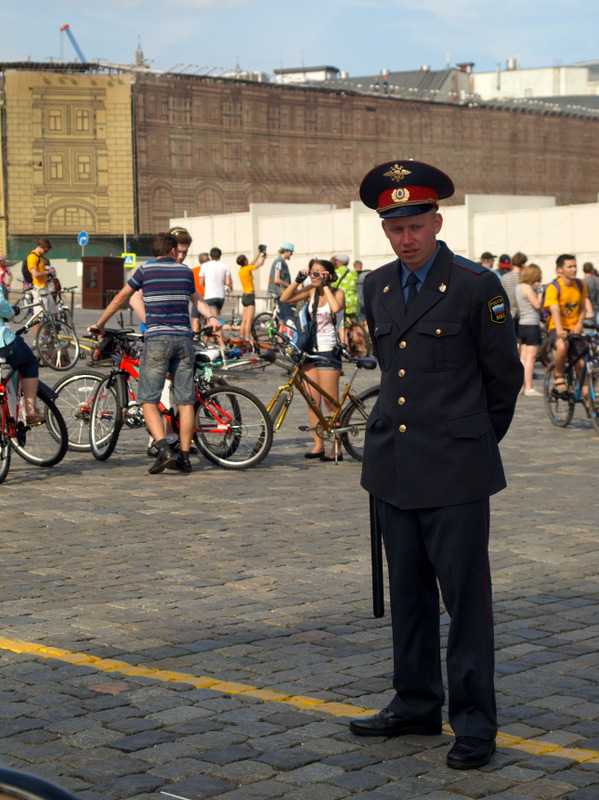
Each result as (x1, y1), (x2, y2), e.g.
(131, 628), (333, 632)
(400, 243), (440, 288)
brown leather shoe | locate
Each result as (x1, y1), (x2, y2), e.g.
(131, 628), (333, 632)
(26, 412), (46, 426)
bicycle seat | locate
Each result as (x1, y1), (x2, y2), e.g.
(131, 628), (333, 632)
(352, 356), (378, 370)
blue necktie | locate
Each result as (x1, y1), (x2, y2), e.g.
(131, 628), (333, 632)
(405, 272), (419, 311)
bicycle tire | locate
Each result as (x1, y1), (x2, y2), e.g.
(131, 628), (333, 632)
(588, 367), (599, 434)
(36, 319), (80, 371)
(340, 385), (380, 461)
(0, 431), (11, 483)
(10, 386), (68, 467)
(58, 305), (74, 328)
(268, 391), (290, 428)
(0, 766), (78, 800)
(89, 374), (124, 461)
(52, 369), (105, 451)
(252, 312), (275, 342)
(194, 385), (273, 470)
(543, 363), (575, 427)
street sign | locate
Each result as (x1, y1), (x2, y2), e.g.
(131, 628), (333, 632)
(121, 252), (136, 268)
(77, 231), (89, 247)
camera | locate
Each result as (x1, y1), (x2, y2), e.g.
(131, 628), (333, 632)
(258, 244), (267, 253)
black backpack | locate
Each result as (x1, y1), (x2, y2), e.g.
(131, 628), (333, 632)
(22, 254), (33, 284)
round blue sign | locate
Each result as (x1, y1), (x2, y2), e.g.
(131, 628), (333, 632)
(77, 231), (89, 246)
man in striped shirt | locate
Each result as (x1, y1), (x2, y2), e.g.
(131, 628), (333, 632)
(91, 232), (220, 474)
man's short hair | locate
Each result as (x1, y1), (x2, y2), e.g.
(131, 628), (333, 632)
(38, 238), (52, 251)
(210, 247), (222, 260)
(556, 253), (575, 269)
(198, 252), (209, 264)
(168, 226), (192, 247)
(582, 262), (594, 274)
(511, 251), (527, 268)
(236, 255), (247, 267)
(152, 232), (178, 258)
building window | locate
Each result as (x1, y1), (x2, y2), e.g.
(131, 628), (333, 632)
(49, 154), (64, 180)
(48, 109), (63, 132)
(76, 154), (91, 180)
(75, 109), (90, 132)
(49, 205), (94, 230)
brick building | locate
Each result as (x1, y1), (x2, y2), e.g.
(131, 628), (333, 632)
(2, 62), (599, 259)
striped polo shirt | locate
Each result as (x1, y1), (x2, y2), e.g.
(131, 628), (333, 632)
(128, 258), (195, 339)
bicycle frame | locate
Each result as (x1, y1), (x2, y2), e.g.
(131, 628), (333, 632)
(267, 359), (366, 435)
(0, 364), (23, 440)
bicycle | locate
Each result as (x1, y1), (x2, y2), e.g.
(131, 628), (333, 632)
(264, 333), (379, 461)
(16, 300), (80, 370)
(543, 329), (599, 432)
(0, 344), (68, 480)
(89, 329), (273, 469)
(0, 767), (78, 800)
(53, 368), (107, 451)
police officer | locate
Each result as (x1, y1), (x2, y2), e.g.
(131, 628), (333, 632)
(349, 161), (523, 769)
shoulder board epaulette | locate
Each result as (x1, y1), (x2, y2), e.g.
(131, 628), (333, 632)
(452, 255), (488, 275)
(364, 259), (397, 280)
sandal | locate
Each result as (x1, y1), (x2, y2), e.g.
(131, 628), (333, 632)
(552, 376), (569, 399)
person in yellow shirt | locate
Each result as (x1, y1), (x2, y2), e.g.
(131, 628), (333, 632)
(544, 254), (591, 394)
(237, 247), (266, 340)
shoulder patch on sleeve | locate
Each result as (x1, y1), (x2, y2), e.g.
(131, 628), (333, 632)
(453, 255), (487, 275)
(488, 295), (507, 323)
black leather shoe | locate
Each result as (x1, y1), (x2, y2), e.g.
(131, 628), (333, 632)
(349, 709), (442, 737)
(447, 736), (496, 769)
(148, 449), (177, 474)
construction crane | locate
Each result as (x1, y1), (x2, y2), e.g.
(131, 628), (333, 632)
(59, 24), (87, 63)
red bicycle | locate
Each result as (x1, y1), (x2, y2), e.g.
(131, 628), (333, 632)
(88, 329), (273, 469)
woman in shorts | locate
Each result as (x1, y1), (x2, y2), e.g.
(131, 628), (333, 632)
(237, 249), (266, 340)
(280, 259), (345, 461)
(516, 263), (543, 396)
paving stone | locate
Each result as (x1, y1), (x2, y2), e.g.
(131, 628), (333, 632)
(72, 756), (149, 784)
(162, 774), (234, 798)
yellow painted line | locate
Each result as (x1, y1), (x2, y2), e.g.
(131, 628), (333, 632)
(0, 636), (597, 763)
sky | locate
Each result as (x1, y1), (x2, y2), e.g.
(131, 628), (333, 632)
(2, 0), (597, 79)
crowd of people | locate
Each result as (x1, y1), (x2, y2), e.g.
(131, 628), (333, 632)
(478, 249), (597, 397)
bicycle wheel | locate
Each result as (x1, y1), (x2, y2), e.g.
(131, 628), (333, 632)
(0, 431), (11, 483)
(10, 386), (68, 467)
(36, 319), (80, 371)
(347, 322), (372, 357)
(58, 304), (74, 328)
(0, 766), (78, 800)
(89, 374), (124, 461)
(340, 385), (380, 461)
(194, 385), (273, 469)
(587, 367), (599, 434)
(53, 369), (104, 451)
(252, 312), (275, 342)
(543, 363), (575, 427)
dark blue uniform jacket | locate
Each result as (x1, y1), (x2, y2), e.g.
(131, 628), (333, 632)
(361, 241), (523, 509)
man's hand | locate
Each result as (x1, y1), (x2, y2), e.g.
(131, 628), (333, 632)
(206, 316), (222, 333)
(88, 324), (103, 337)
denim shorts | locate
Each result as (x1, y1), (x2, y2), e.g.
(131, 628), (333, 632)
(137, 335), (195, 405)
(0, 336), (39, 379)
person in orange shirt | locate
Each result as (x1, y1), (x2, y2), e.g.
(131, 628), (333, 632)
(190, 253), (209, 333)
(237, 247), (267, 339)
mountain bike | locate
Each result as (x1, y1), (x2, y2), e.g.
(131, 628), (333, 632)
(264, 334), (379, 461)
(89, 329), (273, 469)
(0, 350), (68, 480)
(543, 329), (599, 432)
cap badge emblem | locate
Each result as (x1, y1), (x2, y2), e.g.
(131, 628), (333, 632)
(383, 285), (390, 293)
(391, 188), (411, 204)
(384, 164), (412, 183)
(439, 283), (447, 293)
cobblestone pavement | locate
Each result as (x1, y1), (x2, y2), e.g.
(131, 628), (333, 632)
(1, 312), (598, 800)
